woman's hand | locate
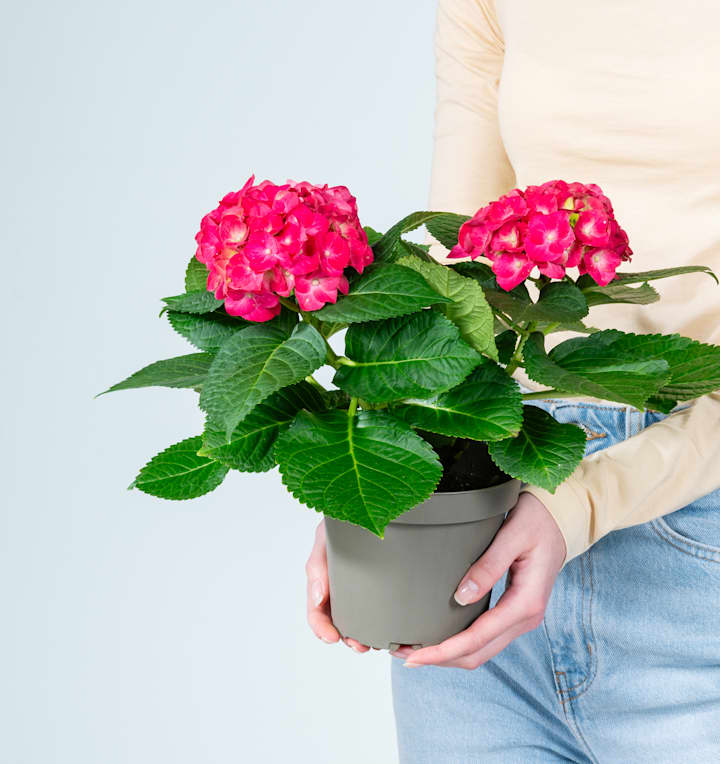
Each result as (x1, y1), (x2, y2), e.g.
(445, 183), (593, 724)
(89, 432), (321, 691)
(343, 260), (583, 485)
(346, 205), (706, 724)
(391, 492), (566, 669)
(305, 519), (372, 653)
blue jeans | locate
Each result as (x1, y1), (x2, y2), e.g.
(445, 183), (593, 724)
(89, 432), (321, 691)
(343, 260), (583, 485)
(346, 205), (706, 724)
(392, 399), (720, 763)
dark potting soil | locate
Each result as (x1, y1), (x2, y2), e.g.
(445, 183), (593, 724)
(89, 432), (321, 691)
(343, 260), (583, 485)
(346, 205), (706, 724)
(425, 435), (511, 493)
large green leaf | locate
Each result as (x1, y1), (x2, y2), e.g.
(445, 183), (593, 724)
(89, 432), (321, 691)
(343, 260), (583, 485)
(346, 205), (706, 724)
(100, 353), (214, 395)
(523, 331), (671, 408)
(580, 332), (720, 402)
(397, 255), (497, 359)
(333, 311), (481, 403)
(199, 382), (327, 472)
(392, 360), (522, 441)
(185, 257), (209, 292)
(275, 409), (442, 536)
(313, 263), (451, 323)
(167, 310), (246, 352)
(200, 322), (327, 439)
(425, 213), (470, 250)
(162, 290), (224, 314)
(372, 211), (449, 262)
(131, 436), (229, 499)
(613, 265), (718, 285)
(488, 406), (587, 492)
(582, 281), (659, 307)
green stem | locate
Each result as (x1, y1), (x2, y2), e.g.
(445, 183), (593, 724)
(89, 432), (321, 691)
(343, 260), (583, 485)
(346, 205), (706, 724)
(504, 321), (536, 376)
(542, 321), (561, 334)
(347, 397), (358, 418)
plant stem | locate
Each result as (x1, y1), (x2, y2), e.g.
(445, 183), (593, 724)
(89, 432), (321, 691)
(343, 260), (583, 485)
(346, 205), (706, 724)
(347, 397), (358, 418)
(504, 321), (536, 376)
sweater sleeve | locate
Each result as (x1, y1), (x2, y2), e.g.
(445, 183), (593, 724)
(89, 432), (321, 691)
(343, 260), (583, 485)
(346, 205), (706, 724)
(428, 0), (515, 230)
(522, 391), (720, 564)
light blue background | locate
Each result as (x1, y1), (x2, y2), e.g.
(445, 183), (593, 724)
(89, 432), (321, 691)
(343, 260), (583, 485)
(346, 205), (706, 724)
(1, 1), (436, 761)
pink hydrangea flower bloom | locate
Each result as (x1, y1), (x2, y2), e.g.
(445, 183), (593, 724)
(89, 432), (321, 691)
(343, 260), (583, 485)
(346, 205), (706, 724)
(225, 289), (282, 322)
(581, 247), (623, 286)
(575, 209), (611, 247)
(447, 180), (631, 290)
(294, 272), (349, 311)
(193, 176), (372, 320)
(525, 211), (575, 263)
(491, 253), (535, 290)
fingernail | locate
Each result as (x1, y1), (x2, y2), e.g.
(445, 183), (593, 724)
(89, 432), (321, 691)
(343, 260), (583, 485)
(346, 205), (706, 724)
(454, 578), (480, 606)
(403, 662), (421, 668)
(311, 580), (324, 607)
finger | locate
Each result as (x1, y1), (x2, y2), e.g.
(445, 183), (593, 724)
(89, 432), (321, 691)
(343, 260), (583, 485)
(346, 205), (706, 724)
(305, 521), (340, 643)
(414, 621), (531, 670)
(343, 637), (371, 653)
(453, 522), (526, 606)
(405, 565), (550, 666)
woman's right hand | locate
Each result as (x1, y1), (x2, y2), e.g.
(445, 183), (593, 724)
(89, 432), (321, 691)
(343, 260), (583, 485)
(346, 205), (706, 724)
(305, 519), (372, 653)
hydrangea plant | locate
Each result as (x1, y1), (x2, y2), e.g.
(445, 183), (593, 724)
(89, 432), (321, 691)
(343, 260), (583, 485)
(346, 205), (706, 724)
(101, 178), (720, 536)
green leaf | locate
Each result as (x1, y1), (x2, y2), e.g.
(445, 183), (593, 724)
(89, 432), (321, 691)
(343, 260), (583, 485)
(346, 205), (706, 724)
(131, 436), (229, 499)
(613, 265), (718, 285)
(396, 239), (434, 263)
(595, 332), (720, 401)
(199, 381), (326, 472)
(529, 282), (589, 322)
(645, 395), (677, 414)
(185, 257), (209, 292)
(167, 310), (246, 352)
(372, 211), (449, 262)
(495, 329), (518, 365)
(200, 322), (327, 439)
(453, 261), (495, 285)
(392, 360), (522, 441)
(334, 311), (481, 403)
(425, 213), (470, 250)
(523, 331), (671, 408)
(582, 281), (659, 307)
(488, 406), (587, 492)
(313, 263), (451, 323)
(100, 353), (214, 395)
(162, 290), (224, 314)
(363, 226), (383, 246)
(397, 255), (497, 359)
(542, 321), (599, 335)
(275, 409), (442, 536)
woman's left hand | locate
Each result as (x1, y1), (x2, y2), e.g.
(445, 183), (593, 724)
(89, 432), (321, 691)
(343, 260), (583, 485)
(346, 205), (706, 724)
(390, 492), (567, 670)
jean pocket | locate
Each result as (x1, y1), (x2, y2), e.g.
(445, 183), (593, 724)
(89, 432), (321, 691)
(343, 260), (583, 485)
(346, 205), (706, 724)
(651, 489), (720, 563)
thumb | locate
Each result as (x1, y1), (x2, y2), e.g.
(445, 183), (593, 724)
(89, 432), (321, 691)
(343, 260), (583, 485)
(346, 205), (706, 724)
(453, 525), (523, 606)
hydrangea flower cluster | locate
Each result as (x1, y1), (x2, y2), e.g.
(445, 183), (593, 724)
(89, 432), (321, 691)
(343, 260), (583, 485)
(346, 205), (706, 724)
(194, 176), (374, 321)
(448, 180), (632, 290)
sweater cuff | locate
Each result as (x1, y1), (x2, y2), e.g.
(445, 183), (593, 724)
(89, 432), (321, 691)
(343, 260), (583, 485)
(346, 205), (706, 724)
(520, 478), (591, 565)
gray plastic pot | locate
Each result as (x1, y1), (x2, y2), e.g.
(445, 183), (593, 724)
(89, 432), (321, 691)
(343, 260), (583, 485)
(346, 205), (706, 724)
(324, 478), (521, 650)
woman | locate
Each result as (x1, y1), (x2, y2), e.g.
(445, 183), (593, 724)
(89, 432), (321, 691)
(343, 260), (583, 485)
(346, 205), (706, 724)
(306, 1), (720, 760)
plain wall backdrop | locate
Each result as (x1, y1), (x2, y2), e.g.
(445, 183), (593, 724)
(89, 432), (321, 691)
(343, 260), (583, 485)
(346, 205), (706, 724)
(1, 1), (437, 761)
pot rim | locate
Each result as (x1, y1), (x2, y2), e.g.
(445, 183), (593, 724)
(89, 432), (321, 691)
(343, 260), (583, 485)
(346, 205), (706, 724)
(390, 477), (522, 526)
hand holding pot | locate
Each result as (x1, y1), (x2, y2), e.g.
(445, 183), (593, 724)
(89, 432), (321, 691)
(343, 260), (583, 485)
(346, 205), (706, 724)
(390, 493), (566, 670)
(305, 519), (372, 654)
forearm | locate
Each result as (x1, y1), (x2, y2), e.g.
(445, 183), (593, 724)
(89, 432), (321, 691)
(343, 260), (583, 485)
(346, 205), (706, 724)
(523, 392), (720, 563)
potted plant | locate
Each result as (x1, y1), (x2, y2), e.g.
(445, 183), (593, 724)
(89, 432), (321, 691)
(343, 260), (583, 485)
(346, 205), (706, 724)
(100, 177), (720, 649)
